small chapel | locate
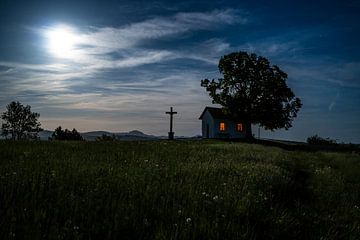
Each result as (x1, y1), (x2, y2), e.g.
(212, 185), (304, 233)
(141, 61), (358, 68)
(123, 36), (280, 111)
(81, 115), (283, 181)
(199, 107), (246, 139)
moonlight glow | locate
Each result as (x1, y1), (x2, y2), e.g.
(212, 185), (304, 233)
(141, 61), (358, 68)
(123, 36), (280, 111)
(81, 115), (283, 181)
(45, 25), (79, 58)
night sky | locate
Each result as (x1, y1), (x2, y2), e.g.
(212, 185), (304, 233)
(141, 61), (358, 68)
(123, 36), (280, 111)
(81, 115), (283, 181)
(0, 0), (359, 143)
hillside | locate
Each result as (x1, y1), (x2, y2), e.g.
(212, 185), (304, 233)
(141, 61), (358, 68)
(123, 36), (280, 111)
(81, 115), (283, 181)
(37, 129), (162, 141)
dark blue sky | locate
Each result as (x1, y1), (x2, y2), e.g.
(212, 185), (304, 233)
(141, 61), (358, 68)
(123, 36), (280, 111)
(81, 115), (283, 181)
(0, 0), (359, 142)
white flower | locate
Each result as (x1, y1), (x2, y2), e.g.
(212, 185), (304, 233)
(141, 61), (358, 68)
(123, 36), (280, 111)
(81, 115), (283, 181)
(213, 195), (219, 201)
(186, 218), (192, 223)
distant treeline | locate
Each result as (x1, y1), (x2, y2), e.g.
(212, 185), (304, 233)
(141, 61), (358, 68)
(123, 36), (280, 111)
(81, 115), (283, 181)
(50, 126), (83, 141)
(49, 126), (118, 141)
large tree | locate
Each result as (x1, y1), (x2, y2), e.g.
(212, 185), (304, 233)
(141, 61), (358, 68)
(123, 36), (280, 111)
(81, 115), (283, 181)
(201, 51), (302, 139)
(1, 101), (42, 140)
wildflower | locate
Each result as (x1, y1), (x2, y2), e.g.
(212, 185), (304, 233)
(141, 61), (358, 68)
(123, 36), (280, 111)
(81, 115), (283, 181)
(143, 218), (150, 226)
(186, 218), (192, 223)
(213, 195), (219, 201)
(144, 159), (149, 163)
(178, 210), (182, 215)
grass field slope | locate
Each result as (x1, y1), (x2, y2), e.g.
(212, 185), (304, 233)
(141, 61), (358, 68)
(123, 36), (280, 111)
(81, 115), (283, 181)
(0, 140), (359, 239)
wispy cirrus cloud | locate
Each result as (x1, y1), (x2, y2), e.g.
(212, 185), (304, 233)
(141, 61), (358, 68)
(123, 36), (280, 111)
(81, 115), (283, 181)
(79, 9), (245, 52)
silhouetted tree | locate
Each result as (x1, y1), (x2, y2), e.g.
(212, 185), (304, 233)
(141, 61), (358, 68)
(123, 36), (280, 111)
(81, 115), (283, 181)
(51, 126), (83, 141)
(201, 51), (302, 139)
(1, 101), (42, 140)
(52, 126), (65, 140)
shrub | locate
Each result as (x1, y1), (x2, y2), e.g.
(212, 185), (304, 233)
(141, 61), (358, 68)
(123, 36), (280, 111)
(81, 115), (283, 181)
(307, 134), (337, 145)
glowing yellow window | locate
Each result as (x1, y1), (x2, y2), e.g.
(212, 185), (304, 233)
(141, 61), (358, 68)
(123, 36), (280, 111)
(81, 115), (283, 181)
(219, 122), (226, 131)
(236, 123), (243, 132)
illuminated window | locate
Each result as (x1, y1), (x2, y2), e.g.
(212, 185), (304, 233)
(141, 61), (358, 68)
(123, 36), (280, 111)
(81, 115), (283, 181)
(219, 122), (226, 131)
(236, 123), (243, 132)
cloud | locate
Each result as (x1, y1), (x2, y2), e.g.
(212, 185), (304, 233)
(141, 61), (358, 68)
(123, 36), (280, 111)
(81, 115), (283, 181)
(113, 50), (174, 68)
(284, 61), (360, 88)
(80, 9), (244, 52)
(176, 38), (231, 65)
(328, 92), (339, 111)
(0, 62), (69, 73)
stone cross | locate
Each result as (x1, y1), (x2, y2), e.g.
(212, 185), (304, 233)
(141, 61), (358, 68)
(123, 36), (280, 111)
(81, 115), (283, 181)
(165, 106), (177, 140)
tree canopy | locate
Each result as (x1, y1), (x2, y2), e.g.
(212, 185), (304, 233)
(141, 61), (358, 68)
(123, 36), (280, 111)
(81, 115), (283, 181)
(201, 51), (302, 139)
(1, 101), (42, 140)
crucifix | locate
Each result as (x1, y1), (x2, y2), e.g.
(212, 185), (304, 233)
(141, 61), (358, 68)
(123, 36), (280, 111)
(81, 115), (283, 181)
(165, 106), (177, 140)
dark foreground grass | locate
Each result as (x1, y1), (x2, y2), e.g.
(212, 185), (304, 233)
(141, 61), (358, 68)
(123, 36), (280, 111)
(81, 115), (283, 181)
(0, 140), (359, 239)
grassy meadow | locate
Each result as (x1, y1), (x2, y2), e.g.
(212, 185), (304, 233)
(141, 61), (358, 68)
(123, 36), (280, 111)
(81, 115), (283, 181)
(0, 140), (359, 239)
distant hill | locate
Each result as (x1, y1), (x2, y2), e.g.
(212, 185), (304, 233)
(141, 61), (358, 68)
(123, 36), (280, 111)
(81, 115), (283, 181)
(1, 129), (195, 141)
(81, 131), (114, 141)
(38, 130), (163, 141)
(38, 130), (54, 140)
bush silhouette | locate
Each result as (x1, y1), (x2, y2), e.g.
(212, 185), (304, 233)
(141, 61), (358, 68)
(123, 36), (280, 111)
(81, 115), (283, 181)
(51, 126), (83, 141)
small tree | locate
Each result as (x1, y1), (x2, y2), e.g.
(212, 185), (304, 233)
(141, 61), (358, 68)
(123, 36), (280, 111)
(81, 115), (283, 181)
(201, 51), (302, 139)
(1, 101), (42, 140)
(51, 126), (83, 141)
(52, 126), (65, 140)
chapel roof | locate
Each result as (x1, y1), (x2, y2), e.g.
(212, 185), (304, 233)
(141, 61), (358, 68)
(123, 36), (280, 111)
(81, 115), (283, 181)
(199, 107), (229, 120)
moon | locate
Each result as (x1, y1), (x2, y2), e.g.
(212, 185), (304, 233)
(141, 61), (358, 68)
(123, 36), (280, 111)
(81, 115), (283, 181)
(45, 25), (79, 58)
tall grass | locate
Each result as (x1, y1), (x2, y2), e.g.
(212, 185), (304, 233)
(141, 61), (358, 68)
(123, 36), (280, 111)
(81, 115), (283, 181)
(0, 140), (359, 239)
